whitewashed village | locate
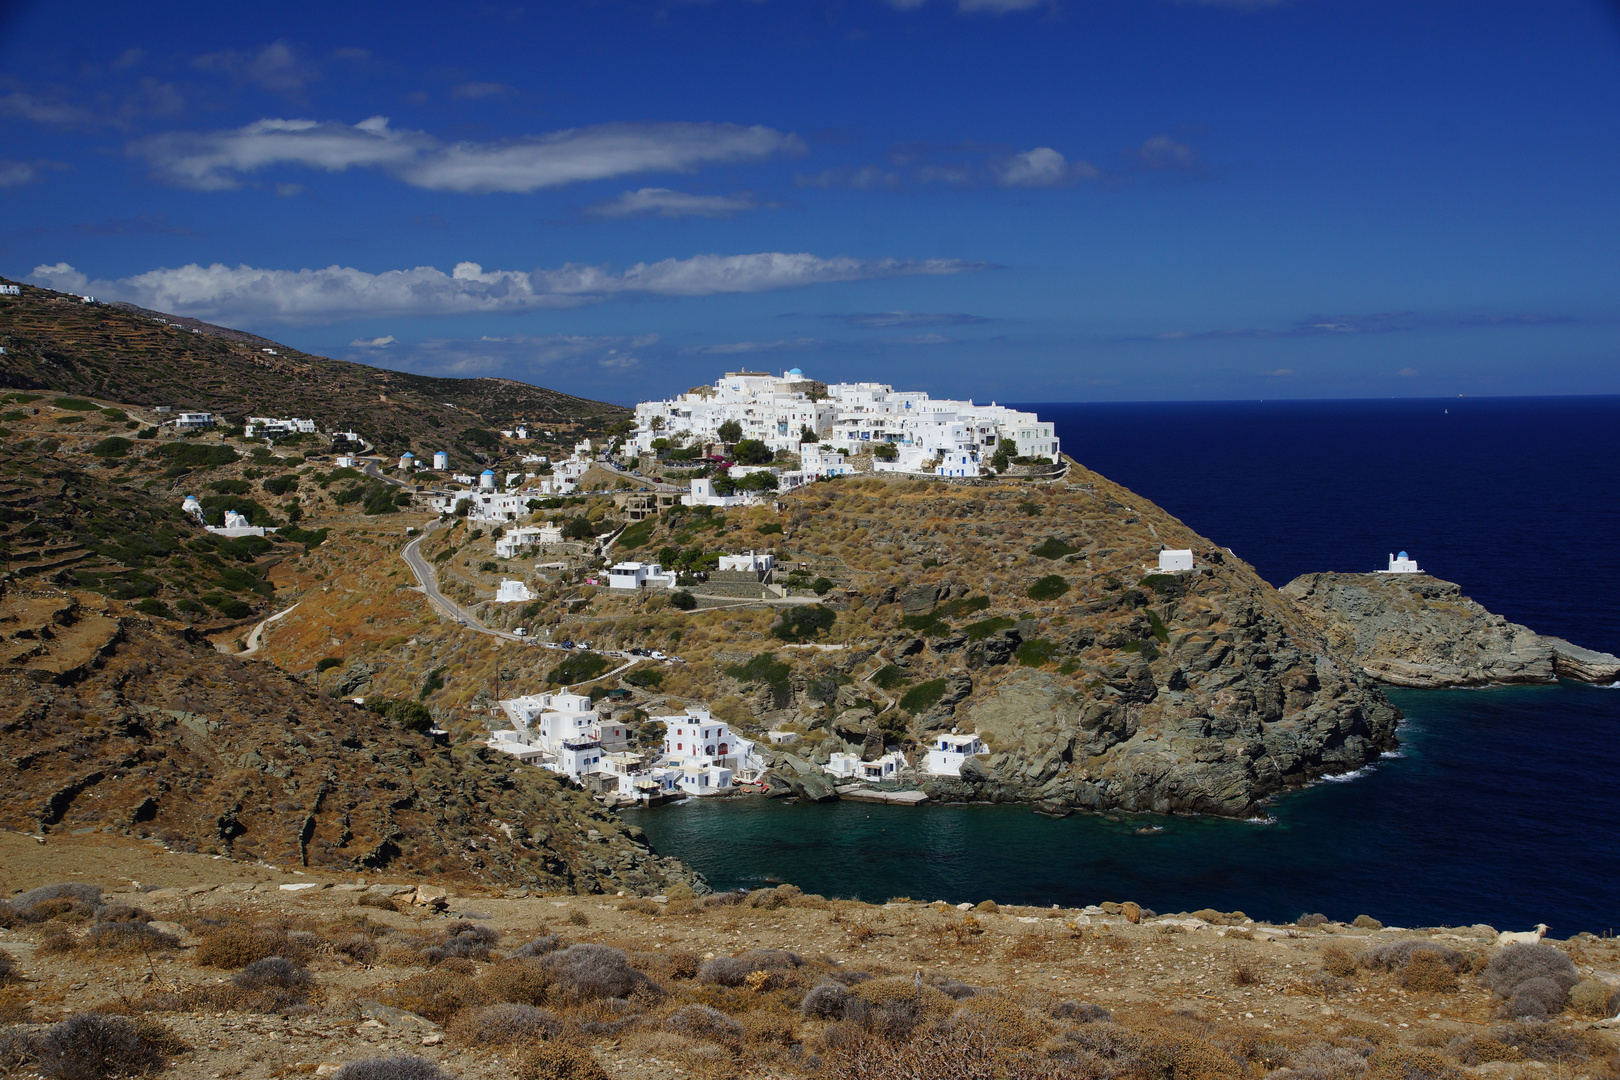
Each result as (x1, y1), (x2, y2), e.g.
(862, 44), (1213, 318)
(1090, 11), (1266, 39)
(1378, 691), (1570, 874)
(159, 367), (1250, 809)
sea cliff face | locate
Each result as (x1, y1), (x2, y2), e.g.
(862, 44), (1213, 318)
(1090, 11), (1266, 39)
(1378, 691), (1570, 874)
(691, 465), (1406, 819)
(1280, 572), (1620, 688)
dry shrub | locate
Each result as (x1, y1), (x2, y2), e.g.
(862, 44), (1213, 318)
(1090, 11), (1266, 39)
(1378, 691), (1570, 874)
(479, 960), (554, 1006)
(923, 973), (977, 1000)
(1467, 1023), (1615, 1065)
(39, 929), (79, 955)
(975, 900), (999, 914)
(1337, 1021), (1395, 1046)
(0, 1024), (36, 1070)
(1269, 1040), (1371, 1080)
(1570, 979), (1620, 1018)
(956, 994), (1041, 1042)
(30, 1012), (178, 1080)
(1399, 952), (1457, 993)
(355, 893), (401, 913)
(86, 923), (179, 956)
(544, 944), (654, 1001)
(638, 951), (700, 982)
(12, 884), (102, 918)
(422, 921), (500, 965)
(821, 1023), (1000, 1080)
(843, 976), (951, 1040)
(847, 923), (876, 944)
(447, 1003), (565, 1045)
(744, 884), (802, 910)
(234, 957), (312, 991)
(738, 1010), (795, 1050)
(667, 1004), (742, 1046)
(194, 926), (311, 969)
(377, 969), (482, 1023)
(1050, 1002), (1110, 1023)
(801, 982), (848, 1019)
(331, 1055), (449, 1080)
(697, 949), (802, 987)
(26, 898), (97, 925)
(1297, 913), (1329, 928)
(1444, 1036), (1524, 1066)
(93, 905), (152, 925)
(1359, 941), (1464, 973)
(0, 951), (13, 983)
(509, 934), (561, 959)
(1351, 915), (1383, 931)
(1005, 933), (1049, 961)
(1230, 964), (1260, 986)
(1320, 946), (1357, 978)
(514, 1042), (609, 1080)
(1480, 943), (1578, 1019)
(329, 934), (380, 965)
(1363, 1046), (1465, 1080)
(565, 911), (590, 927)
(618, 898), (660, 915)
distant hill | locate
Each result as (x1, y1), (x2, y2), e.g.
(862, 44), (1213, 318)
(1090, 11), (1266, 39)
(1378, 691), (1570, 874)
(0, 278), (629, 463)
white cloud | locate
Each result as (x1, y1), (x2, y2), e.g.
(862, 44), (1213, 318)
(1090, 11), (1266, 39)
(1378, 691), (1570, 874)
(31, 253), (985, 323)
(1130, 135), (1204, 172)
(682, 338), (820, 355)
(0, 91), (97, 127)
(131, 117), (805, 193)
(349, 335), (396, 348)
(193, 41), (320, 94)
(0, 159), (61, 187)
(994, 147), (1073, 187)
(585, 187), (767, 219)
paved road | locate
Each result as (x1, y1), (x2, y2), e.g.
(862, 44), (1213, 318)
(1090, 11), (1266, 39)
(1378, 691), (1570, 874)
(362, 458), (409, 487)
(236, 602), (302, 656)
(400, 522), (530, 642)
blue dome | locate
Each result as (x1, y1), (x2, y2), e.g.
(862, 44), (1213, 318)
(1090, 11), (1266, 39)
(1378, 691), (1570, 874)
(401, 451), (414, 457)
(1398, 551), (1408, 558)
(481, 468), (495, 475)
(787, 367), (803, 376)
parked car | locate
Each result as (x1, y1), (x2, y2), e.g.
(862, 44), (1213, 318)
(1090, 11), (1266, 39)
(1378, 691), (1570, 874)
(513, 627), (527, 637)
(560, 639), (575, 649)
(650, 650), (667, 660)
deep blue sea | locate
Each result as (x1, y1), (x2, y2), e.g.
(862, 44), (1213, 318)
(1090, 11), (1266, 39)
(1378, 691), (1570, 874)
(637, 397), (1620, 934)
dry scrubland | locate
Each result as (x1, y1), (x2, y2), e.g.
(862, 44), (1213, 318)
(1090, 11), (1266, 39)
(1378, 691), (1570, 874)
(3, 838), (1619, 1080)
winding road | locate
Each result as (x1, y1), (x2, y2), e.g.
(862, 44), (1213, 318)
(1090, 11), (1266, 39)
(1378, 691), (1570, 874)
(400, 522), (530, 642)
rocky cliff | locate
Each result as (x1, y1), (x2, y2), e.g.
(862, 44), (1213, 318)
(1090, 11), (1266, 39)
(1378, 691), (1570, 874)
(1279, 572), (1620, 688)
(0, 584), (703, 897)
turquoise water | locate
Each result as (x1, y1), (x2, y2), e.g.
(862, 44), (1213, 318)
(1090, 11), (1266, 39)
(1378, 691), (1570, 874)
(635, 683), (1620, 934)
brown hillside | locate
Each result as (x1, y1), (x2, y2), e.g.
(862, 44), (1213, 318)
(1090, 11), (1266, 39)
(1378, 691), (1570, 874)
(0, 279), (629, 464)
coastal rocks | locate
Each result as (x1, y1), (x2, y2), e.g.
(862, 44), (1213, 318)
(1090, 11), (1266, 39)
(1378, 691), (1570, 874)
(761, 754), (839, 802)
(1281, 573), (1620, 687)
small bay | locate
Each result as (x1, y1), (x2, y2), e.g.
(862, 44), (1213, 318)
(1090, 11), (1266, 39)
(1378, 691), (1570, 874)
(637, 397), (1620, 933)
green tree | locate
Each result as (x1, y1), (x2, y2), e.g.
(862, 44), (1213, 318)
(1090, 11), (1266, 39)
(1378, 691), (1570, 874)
(799, 425), (819, 443)
(716, 419), (743, 443)
(733, 438), (772, 465)
(872, 441), (898, 462)
(671, 590), (697, 610)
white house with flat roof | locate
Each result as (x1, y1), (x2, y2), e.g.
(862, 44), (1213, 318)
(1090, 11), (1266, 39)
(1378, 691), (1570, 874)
(495, 579), (533, 603)
(656, 708), (765, 795)
(1158, 549), (1195, 573)
(925, 732), (985, 777)
(608, 561), (678, 590)
(490, 691), (632, 782)
(825, 750), (908, 782)
(172, 411), (215, 431)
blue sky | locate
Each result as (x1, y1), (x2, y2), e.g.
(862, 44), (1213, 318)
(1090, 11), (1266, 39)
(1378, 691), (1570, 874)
(2, 0), (1617, 405)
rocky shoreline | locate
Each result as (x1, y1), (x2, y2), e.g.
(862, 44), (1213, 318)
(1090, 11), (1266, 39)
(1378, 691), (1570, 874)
(1282, 572), (1620, 689)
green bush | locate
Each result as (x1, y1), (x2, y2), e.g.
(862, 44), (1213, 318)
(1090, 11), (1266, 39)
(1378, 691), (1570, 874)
(418, 666), (446, 700)
(733, 438), (772, 465)
(899, 679), (948, 714)
(670, 589), (697, 610)
(133, 598), (173, 619)
(623, 668), (664, 689)
(1147, 610), (1170, 644)
(772, 604), (835, 642)
(315, 657), (343, 672)
(209, 478), (251, 495)
(757, 522), (783, 535)
(263, 474), (299, 496)
(964, 616), (1015, 641)
(214, 597), (252, 619)
(1031, 538), (1078, 560)
(871, 665), (906, 691)
(547, 652), (614, 686)
(90, 436), (133, 458)
(1027, 574), (1070, 601)
(367, 698), (434, 733)
(53, 397), (100, 410)
(617, 519), (655, 551)
(937, 595), (989, 619)
(811, 577), (834, 595)
(1139, 573), (1178, 594)
(1015, 638), (1058, 667)
(726, 652), (792, 691)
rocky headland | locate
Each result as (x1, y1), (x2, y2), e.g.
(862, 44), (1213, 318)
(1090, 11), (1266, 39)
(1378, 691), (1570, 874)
(1281, 573), (1620, 688)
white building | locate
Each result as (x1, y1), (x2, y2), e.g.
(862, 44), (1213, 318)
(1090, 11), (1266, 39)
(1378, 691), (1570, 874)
(334, 455), (357, 468)
(181, 494), (205, 524)
(495, 525), (560, 558)
(1379, 551), (1422, 574)
(631, 368), (1059, 468)
(607, 561), (678, 590)
(489, 691), (632, 782)
(495, 579), (533, 603)
(683, 477), (753, 508)
(427, 486), (572, 522)
(718, 551), (774, 574)
(399, 452), (416, 470)
(656, 708), (765, 796)
(206, 509), (276, 539)
(826, 751), (908, 782)
(1158, 549), (1195, 573)
(479, 469), (497, 490)
(799, 444), (853, 478)
(433, 451), (449, 470)
(0, 284), (20, 296)
(172, 411), (215, 431)
(925, 732), (985, 777)
(245, 416), (317, 438)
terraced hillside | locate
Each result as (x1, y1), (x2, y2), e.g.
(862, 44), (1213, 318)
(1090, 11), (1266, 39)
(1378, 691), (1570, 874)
(0, 278), (629, 463)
